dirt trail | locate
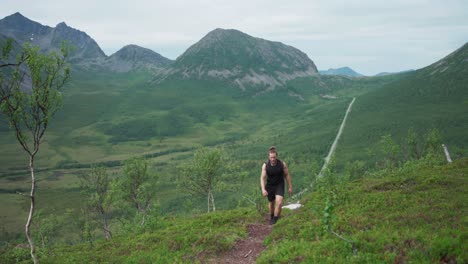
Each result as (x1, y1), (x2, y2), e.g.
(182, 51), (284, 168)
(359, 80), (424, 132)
(208, 220), (272, 263)
(206, 99), (359, 263)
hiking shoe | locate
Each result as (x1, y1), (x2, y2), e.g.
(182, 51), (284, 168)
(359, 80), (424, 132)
(269, 217), (276, 225)
(269, 216), (279, 225)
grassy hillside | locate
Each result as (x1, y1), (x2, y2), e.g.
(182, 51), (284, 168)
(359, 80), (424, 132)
(2, 156), (466, 263)
(335, 43), (468, 170)
(258, 157), (467, 263)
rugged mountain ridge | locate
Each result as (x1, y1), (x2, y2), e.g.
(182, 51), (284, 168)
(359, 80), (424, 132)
(1, 13), (320, 88)
(0, 12), (106, 64)
(155, 28), (318, 90)
(0, 12), (170, 72)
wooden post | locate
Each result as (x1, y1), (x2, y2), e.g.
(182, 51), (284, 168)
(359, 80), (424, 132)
(442, 144), (452, 163)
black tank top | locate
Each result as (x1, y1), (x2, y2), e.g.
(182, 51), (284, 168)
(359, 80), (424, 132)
(266, 159), (284, 186)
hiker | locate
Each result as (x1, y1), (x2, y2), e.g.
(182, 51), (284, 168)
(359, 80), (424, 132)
(260, 146), (293, 225)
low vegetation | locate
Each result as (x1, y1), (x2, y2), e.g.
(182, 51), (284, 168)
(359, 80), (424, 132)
(1, 153), (465, 263)
(0, 208), (261, 263)
(259, 156), (467, 263)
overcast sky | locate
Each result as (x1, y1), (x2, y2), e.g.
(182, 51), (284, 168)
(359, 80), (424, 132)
(1, 0), (467, 75)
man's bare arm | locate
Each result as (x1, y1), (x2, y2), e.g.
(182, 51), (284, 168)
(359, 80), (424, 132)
(260, 163), (268, 196)
(283, 161), (293, 196)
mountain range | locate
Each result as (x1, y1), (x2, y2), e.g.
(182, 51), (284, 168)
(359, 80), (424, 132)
(0, 12), (171, 72)
(0, 12), (318, 91)
(319, 66), (363, 77)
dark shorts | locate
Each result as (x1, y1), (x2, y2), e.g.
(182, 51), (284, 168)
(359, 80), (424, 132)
(266, 181), (285, 202)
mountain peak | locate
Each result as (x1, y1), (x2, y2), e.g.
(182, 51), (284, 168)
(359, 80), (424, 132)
(104, 44), (172, 72)
(163, 28), (318, 92)
(111, 44), (171, 64)
(9, 12), (27, 19)
(4, 12), (28, 21)
(319, 67), (364, 77)
(0, 12), (50, 33)
(56, 22), (68, 28)
(206, 28), (244, 37)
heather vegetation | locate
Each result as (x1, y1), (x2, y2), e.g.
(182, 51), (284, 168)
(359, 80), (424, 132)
(1, 139), (466, 263)
(259, 156), (467, 263)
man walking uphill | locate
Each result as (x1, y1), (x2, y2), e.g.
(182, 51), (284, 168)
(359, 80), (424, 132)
(260, 146), (293, 225)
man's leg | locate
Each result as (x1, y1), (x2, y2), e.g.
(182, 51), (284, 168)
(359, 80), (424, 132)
(267, 185), (276, 224)
(274, 195), (283, 217)
(269, 200), (275, 217)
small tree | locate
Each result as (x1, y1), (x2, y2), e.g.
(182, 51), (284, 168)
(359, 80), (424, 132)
(344, 160), (366, 180)
(32, 209), (66, 250)
(0, 40), (70, 263)
(179, 148), (224, 213)
(405, 128), (421, 160)
(378, 134), (400, 168)
(424, 128), (442, 155)
(79, 167), (114, 240)
(120, 157), (158, 226)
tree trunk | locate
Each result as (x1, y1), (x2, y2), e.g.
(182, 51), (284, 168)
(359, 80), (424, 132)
(103, 214), (112, 240)
(25, 155), (38, 264)
(207, 191), (211, 213)
(139, 206), (148, 226)
(210, 191), (216, 212)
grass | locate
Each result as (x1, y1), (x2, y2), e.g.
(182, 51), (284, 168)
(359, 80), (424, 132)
(257, 157), (468, 263)
(1, 157), (465, 263)
(1, 208), (261, 263)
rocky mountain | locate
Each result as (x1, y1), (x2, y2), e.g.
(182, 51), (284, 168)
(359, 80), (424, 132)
(103, 45), (172, 72)
(0, 12), (106, 64)
(0, 12), (171, 72)
(319, 67), (363, 77)
(155, 28), (318, 90)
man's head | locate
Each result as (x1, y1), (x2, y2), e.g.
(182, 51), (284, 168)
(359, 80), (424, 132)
(268, 146), (278, 165)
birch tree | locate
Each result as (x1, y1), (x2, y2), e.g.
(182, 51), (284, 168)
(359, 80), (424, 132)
(179, 148), (224, 213)
(120, 157), (158, 226)
(0, 39), (70, 264)
(79, 166), (114, 240)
